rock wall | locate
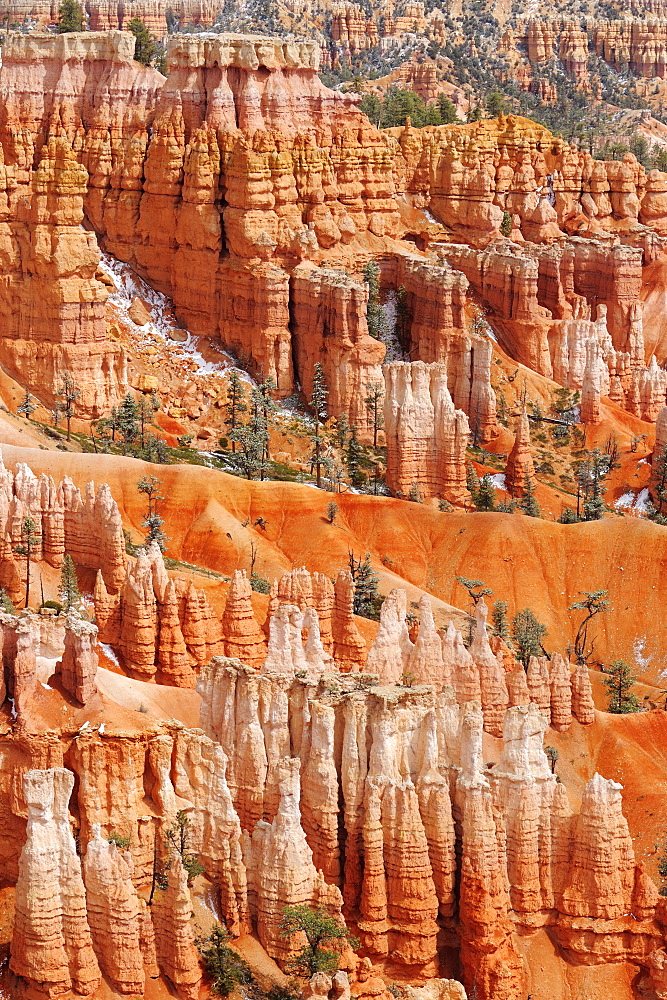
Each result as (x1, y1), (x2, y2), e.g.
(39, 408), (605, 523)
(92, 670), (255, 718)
(384, 361), (470, 502)
(0, 452), (126, 592)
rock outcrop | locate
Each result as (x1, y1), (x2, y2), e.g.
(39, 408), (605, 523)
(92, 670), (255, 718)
(384, 361), (470, 503)
(504, 409), (535, 497)
(94, 542), (221, 684)
(11, 768), (101, 997)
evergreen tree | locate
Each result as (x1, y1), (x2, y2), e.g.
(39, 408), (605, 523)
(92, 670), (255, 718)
(603, 660), (640, 714)
(486, 91), (506, 116)
(652, 445), (667, 513)
(568, 589), (610, 665)
(15, 516), (39, 608)
(474, 473), (496, 511)
(326, 501), (338, 524)
(309, 363), (328, 489)
(345, 425), (365, 489)
(230, 423), (263, 480)
(57, 0), (83, 31)
(165, 809), (205, 882)
(466, 462), (480, 504)
(511, 607), (548, 668)
(491, 599), (512, 645)
(128, 17), (156, 65)
(395, 284), (411, 352)
(279, 905), (359, 978)
(252, 377), (277, 477)
(348, 551), (380, 619)
(500, 210), (512, 237)
(364, 381), (384, 449)
(334, 413), (350, 450)
(223, 370), (247, 454)
(59, 554), (81, 612)
(544, 745), (559, 774)
(575, 448), (610, 521)
(137, 476), (169, 551)
(17, 389), (38, 420)
(364, 260), (385, 340)
(456, 576), (492, 607)
(197, 925), (253, 997)
(408, 482), (423, 503)
(436, 94), (458, 123)
(0, 588), (16, 615)
(118, 393), (140, 451)
(56, 370), (80, 441)
(519, 473), (540, 517)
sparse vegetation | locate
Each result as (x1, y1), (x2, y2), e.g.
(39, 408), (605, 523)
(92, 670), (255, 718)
(279, 904), (359, 978)
(603, 660), (640, 714)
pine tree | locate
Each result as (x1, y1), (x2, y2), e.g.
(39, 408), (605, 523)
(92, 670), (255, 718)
(345, 425), (365, 489)
(491, 600), (512, 645)
(544, 745), (559, 773)
(466, 462), (480, 504)
(364, 381), (384, 449)
(364, 261), (385, 341)
(17, 389), (38, 420)
(128, 17), (156, 65)
(137, 476), (169, 551)
(568, 589), (610, 665)
(326, 501), (338, 524)
(500, 210), (512, 236)
(57, 0), (83, 31)
(309, 364), (328, 489)
(224, 370), (247, 453)
(652, 446), (667, 513)
(603, 660), (640, 714)
(519, 472), (540, 517)
(575, 448), (610, 521)
(117, 393), (140, 451)
(253, 377), (277, 477)
(15, 516), (39, 608)
(474, 473), (496, 511)
(348, 552), (380, 619)
(511, 608), (548, 668)
(56, 371), (80, 441)
(395, 284), (411, 352)
(59, 554), (81, 612)
(334, 413), (350, 450)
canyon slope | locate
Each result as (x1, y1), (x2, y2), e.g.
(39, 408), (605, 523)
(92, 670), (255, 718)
(0, 19), (664, 1000)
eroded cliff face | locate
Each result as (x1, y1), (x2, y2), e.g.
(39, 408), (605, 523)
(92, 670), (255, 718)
(3, 31), (666, 442)
(0, 459), (661, 1000)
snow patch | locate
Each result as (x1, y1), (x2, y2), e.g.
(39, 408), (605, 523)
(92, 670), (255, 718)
(615, 492), (637, 510)
(100, 643), (121, 667)
(490, 473), (506, 490)
(99, 253), (243, 378)
(634, 637), (652, 673)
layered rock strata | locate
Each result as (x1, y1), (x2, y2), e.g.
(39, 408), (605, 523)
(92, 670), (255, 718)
(94, 541), (221, 683)
(384, 361), (470, 502)
(0, 452), (126, 591)
(3, 35), (666, 425)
